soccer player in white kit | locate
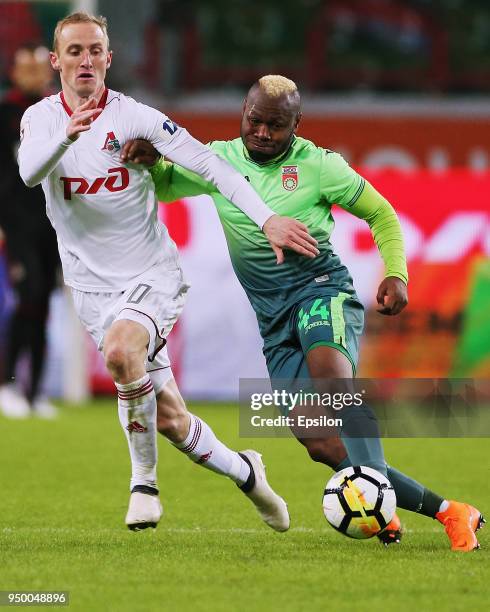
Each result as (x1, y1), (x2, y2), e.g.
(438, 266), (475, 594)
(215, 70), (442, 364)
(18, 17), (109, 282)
(18, 12), (320, 532)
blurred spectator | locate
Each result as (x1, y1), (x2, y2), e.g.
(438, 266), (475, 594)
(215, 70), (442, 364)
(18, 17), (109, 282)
(135, 0), (490, 94)
(0, 2), (41, 89)
(0, 44), (60, 419)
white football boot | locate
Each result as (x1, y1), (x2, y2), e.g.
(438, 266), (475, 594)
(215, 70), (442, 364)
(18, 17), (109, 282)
(239, 450), (290, 532)
(125, 487), (163, 531)
(0, 384), (30, 419)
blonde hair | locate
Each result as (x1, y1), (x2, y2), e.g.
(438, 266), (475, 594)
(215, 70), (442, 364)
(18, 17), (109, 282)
(53, 12), (109, 53)
(258, 75), (298, 98)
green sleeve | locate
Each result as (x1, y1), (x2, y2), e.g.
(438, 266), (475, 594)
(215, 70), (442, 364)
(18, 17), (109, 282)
(320, 151), (366, 208)
(337, 181), (409, 284)
(149, 159), (217, 202)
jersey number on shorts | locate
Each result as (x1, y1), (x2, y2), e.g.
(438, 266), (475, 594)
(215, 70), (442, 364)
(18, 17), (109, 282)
(127, 283), (152, 304)
(298, 298), (330, 330)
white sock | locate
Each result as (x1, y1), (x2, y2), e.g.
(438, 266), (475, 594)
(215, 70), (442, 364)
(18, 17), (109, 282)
(174, 413), (250, 485)
(116, 374), (158, 491)
(438, 500), (450, 513)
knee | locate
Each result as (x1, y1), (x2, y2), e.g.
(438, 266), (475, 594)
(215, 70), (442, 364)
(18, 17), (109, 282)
(302, 438), (346, 469)
(104, 341), (133, 379)
(103, 321), (148, 381)
(305, 440), (331, 464)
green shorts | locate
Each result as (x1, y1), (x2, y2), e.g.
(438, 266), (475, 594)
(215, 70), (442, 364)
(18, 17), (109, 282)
(262, 288), (364, 392)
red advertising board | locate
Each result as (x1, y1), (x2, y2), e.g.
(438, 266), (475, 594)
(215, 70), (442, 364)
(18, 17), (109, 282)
(169, 113), (490, 171)
(341, 170), (489, 377)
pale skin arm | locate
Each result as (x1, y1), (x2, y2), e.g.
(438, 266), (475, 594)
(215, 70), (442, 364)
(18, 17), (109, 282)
(120, 139), (319, 264)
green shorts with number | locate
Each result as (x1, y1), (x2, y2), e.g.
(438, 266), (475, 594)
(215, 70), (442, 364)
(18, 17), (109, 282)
(262, 287), (364, 392)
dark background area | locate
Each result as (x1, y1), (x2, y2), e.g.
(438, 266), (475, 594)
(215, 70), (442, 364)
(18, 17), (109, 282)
(1, 0), (490, 96)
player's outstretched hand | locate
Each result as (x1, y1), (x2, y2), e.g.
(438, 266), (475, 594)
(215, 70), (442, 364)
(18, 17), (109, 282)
(263, 215), (319, 264)
(120, 139), (160, 165)
(66, 98), (103, 141)
(376, 276), (408, 315)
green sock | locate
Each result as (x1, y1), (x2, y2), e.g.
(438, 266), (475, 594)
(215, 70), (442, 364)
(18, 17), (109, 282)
(385, 465), (424, 512)
(420, 488), (445, 518)
(335, 459), (443, 518)
(388, 470), (444, 517)
(339, 404), (388, 477)
(336, 404), (444, 516)
(335, 457), (351, 471)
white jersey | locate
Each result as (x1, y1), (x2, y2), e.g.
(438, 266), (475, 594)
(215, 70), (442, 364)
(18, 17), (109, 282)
(18, 89), (273, 291)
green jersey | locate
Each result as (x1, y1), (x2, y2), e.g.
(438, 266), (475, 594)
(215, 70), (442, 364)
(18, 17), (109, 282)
(150, 136), (407, 337)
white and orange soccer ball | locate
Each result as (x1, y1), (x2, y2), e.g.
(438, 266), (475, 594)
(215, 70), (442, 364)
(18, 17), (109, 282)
(323, 466), (396, 539)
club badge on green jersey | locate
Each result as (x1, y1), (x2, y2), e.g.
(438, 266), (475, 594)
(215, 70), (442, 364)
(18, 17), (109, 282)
(282, 165), (298, 191)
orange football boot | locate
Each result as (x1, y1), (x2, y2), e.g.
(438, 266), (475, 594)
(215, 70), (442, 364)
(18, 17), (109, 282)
(377, 513), (402, 546)
(436, 501), (485, 552)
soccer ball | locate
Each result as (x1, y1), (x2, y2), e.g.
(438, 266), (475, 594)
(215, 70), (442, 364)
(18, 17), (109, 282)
(322, 466), (396, 539)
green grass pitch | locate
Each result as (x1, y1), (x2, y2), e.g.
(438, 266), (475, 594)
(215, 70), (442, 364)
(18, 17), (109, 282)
(0, 400), (487, 611)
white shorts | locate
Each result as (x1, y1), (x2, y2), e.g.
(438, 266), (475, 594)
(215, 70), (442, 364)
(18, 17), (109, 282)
(71, 266), (189, 392)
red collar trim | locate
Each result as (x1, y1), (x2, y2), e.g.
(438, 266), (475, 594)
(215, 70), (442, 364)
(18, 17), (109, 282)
(60, 88), (109, 118)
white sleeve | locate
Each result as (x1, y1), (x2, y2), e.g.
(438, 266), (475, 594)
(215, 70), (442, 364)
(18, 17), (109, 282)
(18, 105), (73, 187)
(129, 103), (274, 228)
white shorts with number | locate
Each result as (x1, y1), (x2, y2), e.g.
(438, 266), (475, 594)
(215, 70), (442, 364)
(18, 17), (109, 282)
(71, 266), (189, 393)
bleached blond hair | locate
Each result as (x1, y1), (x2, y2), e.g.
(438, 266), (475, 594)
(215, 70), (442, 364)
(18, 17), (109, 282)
(258, 75), (298, 98)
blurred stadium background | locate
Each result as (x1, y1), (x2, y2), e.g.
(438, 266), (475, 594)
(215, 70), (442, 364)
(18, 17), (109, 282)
(0, 0), (488, 402)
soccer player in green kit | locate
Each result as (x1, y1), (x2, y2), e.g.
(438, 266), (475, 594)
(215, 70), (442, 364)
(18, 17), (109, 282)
(122, 75), (484, 551)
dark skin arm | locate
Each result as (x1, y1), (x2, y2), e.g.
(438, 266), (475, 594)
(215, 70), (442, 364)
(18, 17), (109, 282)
(120, 139), (160, 165)
(336, 177), (409, 317)
(376, 276), (408, 316)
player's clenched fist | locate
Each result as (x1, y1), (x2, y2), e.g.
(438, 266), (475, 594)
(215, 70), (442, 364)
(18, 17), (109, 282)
(376, 276), (408, 315)
(263, 215), (319, 264)
(66, 97), (102, 141)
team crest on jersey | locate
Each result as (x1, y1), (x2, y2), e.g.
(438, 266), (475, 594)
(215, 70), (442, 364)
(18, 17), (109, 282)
(102, 131), (120, 152)
(282, 165), (298, 191)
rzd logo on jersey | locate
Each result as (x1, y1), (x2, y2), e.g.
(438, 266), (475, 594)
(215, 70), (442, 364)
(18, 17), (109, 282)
(60, 167), (129, 200)
(101, 131), (120, 152)
(282, 165), (298, 191)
